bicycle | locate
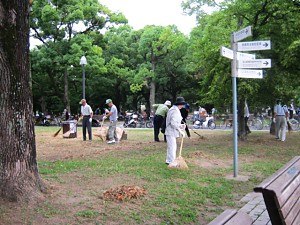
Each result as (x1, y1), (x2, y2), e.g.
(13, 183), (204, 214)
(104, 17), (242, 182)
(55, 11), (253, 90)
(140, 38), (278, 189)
(145, 116), (154, 128)
(250, 114), (272, 130)
(219, 118), (233, 129)
(247, 116), (263, 130)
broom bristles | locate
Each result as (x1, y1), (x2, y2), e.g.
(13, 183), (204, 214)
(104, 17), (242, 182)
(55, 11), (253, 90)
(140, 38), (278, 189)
(168, 156), (188, 169)
(63, 130), (71, 138)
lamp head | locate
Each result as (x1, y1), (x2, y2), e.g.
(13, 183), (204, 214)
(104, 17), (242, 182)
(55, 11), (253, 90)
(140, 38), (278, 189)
(80, 56), (87, 65)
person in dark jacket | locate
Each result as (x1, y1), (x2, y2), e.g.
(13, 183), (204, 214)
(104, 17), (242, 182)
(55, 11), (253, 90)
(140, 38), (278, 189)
(180, 103), (191, 138)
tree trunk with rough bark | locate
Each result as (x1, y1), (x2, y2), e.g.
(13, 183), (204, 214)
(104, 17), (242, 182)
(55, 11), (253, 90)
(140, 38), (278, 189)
(149, 60), (156, 114)
(64, 68), (70, 113)
(238, 99), (248, 141)
(0, 0), (45, 202)
(149, 79), (156, 114)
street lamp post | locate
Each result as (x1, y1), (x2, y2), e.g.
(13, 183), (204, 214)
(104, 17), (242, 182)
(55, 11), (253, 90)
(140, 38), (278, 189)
(80, 56), (87, 99)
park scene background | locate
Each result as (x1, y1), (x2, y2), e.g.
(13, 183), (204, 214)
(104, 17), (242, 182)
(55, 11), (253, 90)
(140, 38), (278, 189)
(1, 0), (300, 224)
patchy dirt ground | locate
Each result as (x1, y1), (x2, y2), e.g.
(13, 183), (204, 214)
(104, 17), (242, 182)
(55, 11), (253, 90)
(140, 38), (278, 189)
(0, 127), (299, 225)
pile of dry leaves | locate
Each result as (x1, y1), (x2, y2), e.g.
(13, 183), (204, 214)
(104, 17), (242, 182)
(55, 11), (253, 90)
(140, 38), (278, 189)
(103, 185), (147, 201)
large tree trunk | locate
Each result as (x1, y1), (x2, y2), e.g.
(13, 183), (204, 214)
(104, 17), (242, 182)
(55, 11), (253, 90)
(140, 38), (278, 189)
(149, 61), (156, 114)
(0, 0), (45, 202)
(149, 79), (156, 114)
(64, 68), (70, 113)
(238, 99), (248, 141)
(238, 108), (247, 140)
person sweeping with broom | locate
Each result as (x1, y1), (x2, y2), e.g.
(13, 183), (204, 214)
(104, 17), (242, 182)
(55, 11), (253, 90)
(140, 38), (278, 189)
(165, 97), (188, 169)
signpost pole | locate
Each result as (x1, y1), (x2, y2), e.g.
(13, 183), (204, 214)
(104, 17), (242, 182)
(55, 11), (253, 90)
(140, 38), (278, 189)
(221, 26), (271, 177)
(231, 33), (238, 177)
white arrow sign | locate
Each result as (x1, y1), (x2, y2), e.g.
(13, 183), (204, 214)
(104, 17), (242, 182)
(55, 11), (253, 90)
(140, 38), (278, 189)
(220, 46), (233, 59)
(221, 47), (256, 60)
(237, 69), (263, 79)
(237, 59), (271, 69)
(237, 52), (256, 60)
(237, 40), (271, 51)
(233, 26), (252, 42)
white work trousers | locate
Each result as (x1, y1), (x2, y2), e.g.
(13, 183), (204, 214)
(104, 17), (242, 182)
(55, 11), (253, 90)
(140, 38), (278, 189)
(166, 135), (177, 164)
(275, 116), (286, 141)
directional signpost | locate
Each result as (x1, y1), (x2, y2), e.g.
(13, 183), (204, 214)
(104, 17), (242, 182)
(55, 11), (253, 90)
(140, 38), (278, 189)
(220, 46), (233, 59)
(237, 59), (271, 69)
(237, 52), (256, 60)
(237, 40), (271, 51)
(237, 69), (263, 79)
(233, 26), (252, 42)
(220, 48), (256, 60)
(220, 25), (272, 177)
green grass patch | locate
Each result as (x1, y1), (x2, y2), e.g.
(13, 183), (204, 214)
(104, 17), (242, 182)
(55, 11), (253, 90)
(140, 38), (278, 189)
(241, 160), (284, 177)
(8, 129), (299, 224)
(34, 201), (63, 218)
(76, 210), (99, 218)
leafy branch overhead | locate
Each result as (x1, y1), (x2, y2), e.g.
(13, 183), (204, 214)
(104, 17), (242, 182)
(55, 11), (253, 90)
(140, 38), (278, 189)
(30, 0), (300, 115)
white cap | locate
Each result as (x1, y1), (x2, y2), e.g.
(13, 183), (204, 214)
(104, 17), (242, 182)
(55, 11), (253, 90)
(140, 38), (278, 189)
(79, 99), (86, 104)
(164, 100), (171, 106)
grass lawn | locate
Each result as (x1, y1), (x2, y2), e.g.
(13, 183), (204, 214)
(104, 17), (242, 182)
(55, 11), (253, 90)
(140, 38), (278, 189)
(0, 126), (299, 225)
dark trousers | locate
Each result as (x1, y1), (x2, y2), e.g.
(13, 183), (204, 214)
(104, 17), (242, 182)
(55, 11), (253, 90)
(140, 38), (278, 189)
(182, 119), (190, 137)
(245, 117), (250, 133)
(154, 115), (164, 141)
(289, 110), (293, 119)
(82, 116), (92, 140)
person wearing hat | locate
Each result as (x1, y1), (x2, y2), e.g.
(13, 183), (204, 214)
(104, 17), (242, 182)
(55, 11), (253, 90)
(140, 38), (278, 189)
(103, 99), (118, 144)
(180, 103), (191, 138)
(165, 97), (186, 165)
(79, 99), (93, 141)
(153, 100), (171, 142)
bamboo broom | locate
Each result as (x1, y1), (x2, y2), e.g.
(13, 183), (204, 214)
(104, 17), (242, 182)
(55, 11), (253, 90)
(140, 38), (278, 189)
(168, 133), (188, 170)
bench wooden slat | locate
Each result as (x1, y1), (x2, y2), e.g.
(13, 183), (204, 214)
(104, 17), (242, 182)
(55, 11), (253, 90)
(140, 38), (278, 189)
(281, 177), (300, 216)
(254, 156), (300, 192)
(254, 156), (300, 225)
(291, 207), (300, 225)
(267, 160), (300, 197)
(224, 211), (252, 224)
(285, 197), (300, 225)
(207, 209), (237, 225)
(207, 209), (252, 225)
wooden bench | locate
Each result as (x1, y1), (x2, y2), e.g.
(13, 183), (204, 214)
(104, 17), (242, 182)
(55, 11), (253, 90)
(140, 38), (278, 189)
(207, 209), (252, 225)
(254, 156), (300, 225)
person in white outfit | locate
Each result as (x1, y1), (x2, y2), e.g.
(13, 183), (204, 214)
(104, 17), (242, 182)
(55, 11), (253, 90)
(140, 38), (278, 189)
(273, 99), (289, 141)
(165, 97), (186, 165)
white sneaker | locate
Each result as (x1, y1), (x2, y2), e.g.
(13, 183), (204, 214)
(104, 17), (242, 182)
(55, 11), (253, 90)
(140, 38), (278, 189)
(107, 139), (116, 144)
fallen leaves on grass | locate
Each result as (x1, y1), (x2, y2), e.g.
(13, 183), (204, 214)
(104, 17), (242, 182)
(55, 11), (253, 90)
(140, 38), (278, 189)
(188, 151), (206, 158)
(103, 185), (146, 201)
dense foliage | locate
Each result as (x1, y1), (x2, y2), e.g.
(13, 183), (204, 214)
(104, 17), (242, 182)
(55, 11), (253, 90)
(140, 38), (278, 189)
(30, 0), (300, 117)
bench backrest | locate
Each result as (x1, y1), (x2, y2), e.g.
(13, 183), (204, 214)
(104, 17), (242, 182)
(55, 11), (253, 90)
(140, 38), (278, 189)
(207, 209), (252, 225)
(254, 156), (300, 225)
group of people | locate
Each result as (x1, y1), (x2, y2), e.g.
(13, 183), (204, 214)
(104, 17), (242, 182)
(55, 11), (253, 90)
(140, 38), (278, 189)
(80, 96), (191, 165)
(79, 98), (118, 144)
(79, 96), (295, 165)
(245, 99), (294, 142)
(153, 97), (191, 165)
